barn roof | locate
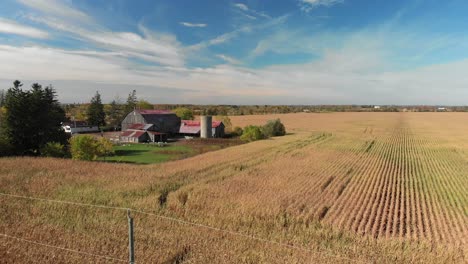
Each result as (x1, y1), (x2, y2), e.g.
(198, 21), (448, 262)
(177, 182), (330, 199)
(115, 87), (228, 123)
(128, 123), (153, 130)
(120, 130), (146, 138)
(179, 125), (201, 134)
(147, 131), (165, 135)
(179, 120), (223, 134)
(181, 120), (223, 128)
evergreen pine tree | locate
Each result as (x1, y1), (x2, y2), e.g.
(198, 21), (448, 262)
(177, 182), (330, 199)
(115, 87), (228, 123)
(4, 80), (67, 155)
(86, 91), (106, 128)
(124, 89), (137, 114)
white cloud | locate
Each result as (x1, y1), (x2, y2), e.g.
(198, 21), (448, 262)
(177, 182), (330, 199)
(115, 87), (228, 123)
(299, 0), (344, 12)
(189, 14), (288, 51)
(5, 0), (468, 105)
(233, 2), (271, 20)
(22, 11), (185, 67)
(234, 3), (249, 11)
(179, 22), (207, 28)
(216, 54), (241, 65)
(0, 45), (282, 100)
(0, 18), (49, 39)
(17, 0), (92, 23)
(3, 42), (468, 105)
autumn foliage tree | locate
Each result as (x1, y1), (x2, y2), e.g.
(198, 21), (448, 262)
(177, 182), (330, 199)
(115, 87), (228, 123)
(69, 135), (114, 161)
(174, 107), (194, 120)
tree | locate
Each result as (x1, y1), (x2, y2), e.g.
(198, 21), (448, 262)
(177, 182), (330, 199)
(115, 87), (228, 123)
(41, 142), (66, 158)
(137, 100), (153, 110)
(86, 91), (106, 127)
(216, 115), (232, 133)
(105, 98), (124, 130)
(232, 126), (243, 137)
(0, 89), (5, 107)
(240, 125), (265, 142)
(174, 107), (194, 120)
(262, 119), (286, 137)
(124, 90), (137, 115)
(69, 135), (114, 161)
(4, 81), (68, 155)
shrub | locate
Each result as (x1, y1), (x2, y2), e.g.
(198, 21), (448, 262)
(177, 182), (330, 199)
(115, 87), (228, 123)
(41, 142), (66, 158)
(96, 137), (114, 157)
(70, 135), (114, 161)
(240, 125), (264, 142)
(231, 126), (243, 137)
(0, 134), (13, 157)
(262, 119), (286, 137)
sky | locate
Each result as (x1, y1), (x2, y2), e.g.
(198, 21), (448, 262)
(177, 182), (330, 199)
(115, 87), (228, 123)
(1, 0), (468, 105)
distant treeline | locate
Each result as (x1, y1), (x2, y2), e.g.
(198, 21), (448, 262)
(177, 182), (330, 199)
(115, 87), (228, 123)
(61, 103), (468, 124)
(77, 104), (467, 116)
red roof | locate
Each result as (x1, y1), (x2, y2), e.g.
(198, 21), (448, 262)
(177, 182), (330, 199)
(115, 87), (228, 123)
(179, 125), (201, 134)
(147, 131), (165, 135)
(128, 123), (153, 130)
(181, 120), (223, 128)
(128, 123), (144, 129)
(137, 110), (174, 115)
(120, 130), (146, 138)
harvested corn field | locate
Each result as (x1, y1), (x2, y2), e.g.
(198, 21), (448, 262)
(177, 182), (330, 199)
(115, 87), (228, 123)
(1, 113), (467, 263)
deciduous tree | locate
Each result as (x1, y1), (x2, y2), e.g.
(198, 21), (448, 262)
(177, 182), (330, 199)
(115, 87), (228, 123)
(174, 107), (194, 120)
(137, 100), (153, 110)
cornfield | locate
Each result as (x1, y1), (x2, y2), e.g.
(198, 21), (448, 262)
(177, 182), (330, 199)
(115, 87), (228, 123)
(0, 112), (466, 263)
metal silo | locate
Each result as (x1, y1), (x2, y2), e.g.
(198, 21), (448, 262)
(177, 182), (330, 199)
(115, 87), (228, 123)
(200, 116), (212, 138)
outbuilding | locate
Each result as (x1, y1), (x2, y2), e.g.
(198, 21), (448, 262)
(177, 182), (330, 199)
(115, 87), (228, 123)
(179, 120), (225, 138)
(119, 130), (149, 143)
(121, 110), (181, 134)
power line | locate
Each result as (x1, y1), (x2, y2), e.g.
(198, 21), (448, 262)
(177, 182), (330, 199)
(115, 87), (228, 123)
(0, 192), (129, 211)
(0, 233), (127, 263)
(0, 192), (367, 263)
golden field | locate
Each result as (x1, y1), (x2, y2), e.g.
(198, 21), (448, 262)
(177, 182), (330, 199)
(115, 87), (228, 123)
(0, 112), (467, 263)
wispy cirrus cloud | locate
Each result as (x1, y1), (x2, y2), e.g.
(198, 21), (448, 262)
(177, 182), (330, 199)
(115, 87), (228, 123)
(18, 2), (185, 67)
(233, 2), (271, 20)
(189, 14), (288, 50)
(0, 18), (49, 39)
(17, 0), (92, 23)
(234, 3), (249, 11)
(180, 22), (207, 28)
(216, 54), (241, 65)
(299, 0), (344, 12)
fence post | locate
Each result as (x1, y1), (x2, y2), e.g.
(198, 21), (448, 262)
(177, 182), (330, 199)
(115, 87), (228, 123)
(127, 210), (135, 264)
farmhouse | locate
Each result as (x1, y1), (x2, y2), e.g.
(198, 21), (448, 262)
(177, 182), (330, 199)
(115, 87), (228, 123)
(179, 120), (225, 138)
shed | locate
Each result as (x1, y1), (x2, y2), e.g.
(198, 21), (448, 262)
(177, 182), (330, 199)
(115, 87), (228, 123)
(121, 110), (181, 134)
(119, 130), (149, 143)
(179, 120), (225, 138)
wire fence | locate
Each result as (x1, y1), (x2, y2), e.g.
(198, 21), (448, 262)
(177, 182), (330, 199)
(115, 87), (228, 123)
(0, 192), (366, 263)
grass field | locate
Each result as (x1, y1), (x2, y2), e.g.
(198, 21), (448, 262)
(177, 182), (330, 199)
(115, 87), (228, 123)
(98, 144), (194, 164)
(98, 139), (243, 164)
(0, 113), (467, 263)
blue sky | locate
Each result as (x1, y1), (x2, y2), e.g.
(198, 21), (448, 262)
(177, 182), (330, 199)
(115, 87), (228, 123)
(1, 0), (468, 104)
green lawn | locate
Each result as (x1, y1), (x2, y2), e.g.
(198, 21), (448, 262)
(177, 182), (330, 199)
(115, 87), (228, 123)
(98, 144), (194, 164)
